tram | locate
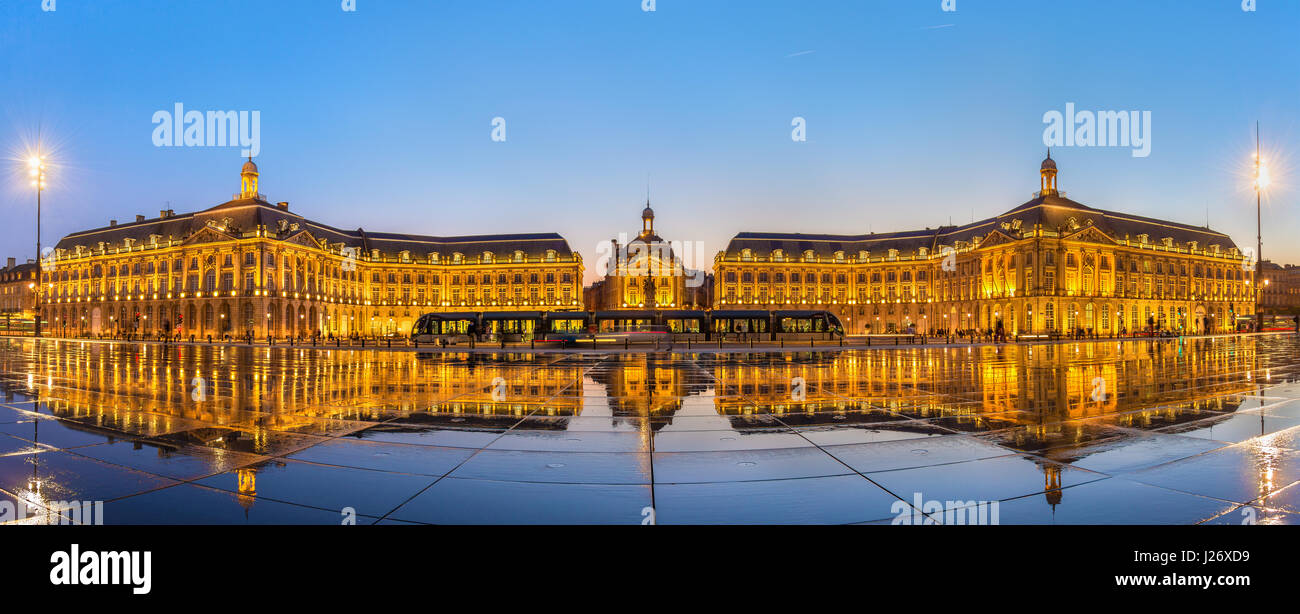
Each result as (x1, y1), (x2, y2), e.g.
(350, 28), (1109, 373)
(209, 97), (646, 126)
(410, 309), (844, 345)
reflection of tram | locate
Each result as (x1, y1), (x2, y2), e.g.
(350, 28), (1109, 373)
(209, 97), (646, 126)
(410, 310), (844, 345)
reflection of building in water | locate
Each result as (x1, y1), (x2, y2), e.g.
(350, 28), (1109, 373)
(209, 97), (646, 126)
(584, 354), (714, 419)
(1044, 464), (1063, 508)
(7, 344), (585, 453)
(0, 335), (1284, 517)
(236, 467), (257, 512)
(708, 339), (1262, 507)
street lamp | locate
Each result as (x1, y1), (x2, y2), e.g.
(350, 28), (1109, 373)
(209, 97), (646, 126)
(28, 153), (46, 337)
(1254, 122), (1269, 333)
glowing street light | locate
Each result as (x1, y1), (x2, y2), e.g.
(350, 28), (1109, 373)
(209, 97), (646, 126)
(1253, 122), (1267, 333)
(27, 149), (47, 337)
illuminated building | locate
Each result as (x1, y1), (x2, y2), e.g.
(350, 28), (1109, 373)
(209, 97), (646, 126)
(714, 155), (1254, 335)
(0, 257), (39, 324)
(42, 160), (583, 337)
(585, 201), (712, 310)
(1258, 260), (1300, 316)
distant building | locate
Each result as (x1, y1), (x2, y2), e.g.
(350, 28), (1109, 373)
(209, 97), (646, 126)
(715, 154), (1254, 335)
(585, 201), (711, 311)
(1259, 260), (1300, 315)
(43, 160), (583, 337)
(0, 257), (38, 320)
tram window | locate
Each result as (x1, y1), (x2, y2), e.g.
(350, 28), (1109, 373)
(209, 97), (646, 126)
(667, 319), (700, 333)
(440, 320), (469, 334)
(551, 319), (584, 333)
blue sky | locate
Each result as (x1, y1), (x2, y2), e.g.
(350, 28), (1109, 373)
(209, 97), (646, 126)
(2, 0), (1296, 283)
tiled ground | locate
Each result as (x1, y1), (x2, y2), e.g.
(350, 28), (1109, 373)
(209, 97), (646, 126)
(2, 334), (1300, 524)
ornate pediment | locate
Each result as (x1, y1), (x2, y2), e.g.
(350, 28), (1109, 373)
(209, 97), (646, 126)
(1065, 225), (1116, 245)
(283, 229), (323, 249)
(978, 229), (1017, 248)
(185, 225), (234, 245)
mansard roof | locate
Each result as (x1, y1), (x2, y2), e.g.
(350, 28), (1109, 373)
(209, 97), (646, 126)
(723, 192), (1238, 260)
(54, 197), (574, 259)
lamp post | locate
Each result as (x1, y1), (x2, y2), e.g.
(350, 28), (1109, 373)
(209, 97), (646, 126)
(1254, 121), (1267, 333)
(28, 152), (46, 337)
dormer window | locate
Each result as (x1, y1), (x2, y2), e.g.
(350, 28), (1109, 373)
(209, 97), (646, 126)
(741, 248), (752, 260)
(545, 250), (556, 262)
(482, 251), (494, 264)
(1137, 234), (1149, 244)
(772, 249), (785, 261)
(834, 251), (845, 262)
(1161, 237), (1174, 248)
(803, 250), (815, 261)
(513, 250), (524, 262)
(429, 252), (439, 263)
(400, 250), (411, 263)
(452, 252), (463, 264)
(858, 250), (869, 261)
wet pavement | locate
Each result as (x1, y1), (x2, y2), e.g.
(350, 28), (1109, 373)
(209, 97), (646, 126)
(2, 334), (1300, 524)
